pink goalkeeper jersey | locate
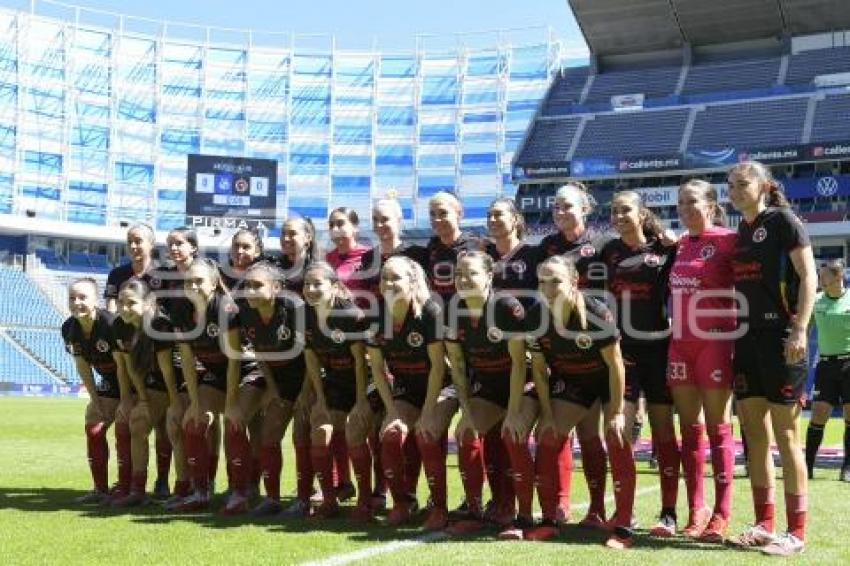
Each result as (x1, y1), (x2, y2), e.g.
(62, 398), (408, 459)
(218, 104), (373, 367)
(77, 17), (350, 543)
(668, 226), (737, 341)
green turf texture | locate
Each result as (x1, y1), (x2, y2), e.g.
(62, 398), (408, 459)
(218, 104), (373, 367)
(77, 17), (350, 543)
(0, 397), (848, 565)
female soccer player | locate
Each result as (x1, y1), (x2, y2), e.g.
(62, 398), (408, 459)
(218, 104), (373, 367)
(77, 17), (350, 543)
(529, 255), (635, 549)
(486, 197), (539, 302)
(239, 261), (309, 515)
(667, 180), (738, 542)
(104, 222), (172, 498)
(303, 262), (371, 519)
(444, 251), (538, 538)
(805, 259), (850, 482)
(171, 258), (255, 514)
(368, 256), (455, 528)
(326, 207), (371, 296)
(537, 183), (609, 527)
(221, 228), (265, 290)
(727, 161), (817, 556)
(601, 190), (679, 535)
(62, 278), (131, 504)
(110, 280), (187, 507)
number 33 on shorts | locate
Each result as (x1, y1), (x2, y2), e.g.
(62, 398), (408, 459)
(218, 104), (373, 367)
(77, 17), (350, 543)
(668, 362), (687, 382)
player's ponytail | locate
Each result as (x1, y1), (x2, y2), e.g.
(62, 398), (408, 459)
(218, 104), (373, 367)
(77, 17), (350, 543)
(613, 190), (665, 239)
(730, 161), (790, 209)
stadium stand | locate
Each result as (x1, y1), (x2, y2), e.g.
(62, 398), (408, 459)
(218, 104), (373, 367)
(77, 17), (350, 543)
(584, 65), (681, 103)
(6, 329), (78, 384)
(786, 46), (850, 86)
(686, 97), (809, 151)
(541, 68), (590, 116)
(573, 108), (690, 158)
(682, 56), (781, 96)
(0, 266), (64, 328)
(516, 118), (582, 165)
(0, 332), (59, 386)
(811, 93), (850, 143)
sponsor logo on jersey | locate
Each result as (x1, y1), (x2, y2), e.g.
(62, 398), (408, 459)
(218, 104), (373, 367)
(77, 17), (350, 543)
(277, 325), (291, 341)
(699, 243), (716, 260)
(95, 339), (110, 353)
(407, 331), (424, 348)
(752, 227), (767, 243)
(710, 369), (723, 383)
(206, 323), (220, 338)
(487, 327), (504, 343)
(575, 333), (593, 349)
(579, 244), (596, 258)
(511, 260), (527, 274)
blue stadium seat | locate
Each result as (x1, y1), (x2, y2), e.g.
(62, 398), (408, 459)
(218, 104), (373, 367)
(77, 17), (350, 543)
(811, 93), (850, 143)
(515, 118), (581, 166)
(786, 47), (850, 85)
(683, 57), (780, 96)
(585, 65), (681, 103)
(687, 98), (808, 151)
(7, 329), (78, 383)
(0, 333), (57, 385)
(0, 266), (64, 327)
(573, 108), (690, 158)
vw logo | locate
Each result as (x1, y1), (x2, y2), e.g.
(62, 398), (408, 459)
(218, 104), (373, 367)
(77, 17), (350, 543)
(817, 176), (839, 197)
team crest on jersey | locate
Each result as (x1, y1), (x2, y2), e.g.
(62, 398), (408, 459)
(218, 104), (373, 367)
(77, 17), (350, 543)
(644, 254), (660, 267)
(699, 243), (716, 260)
(579, 244), (595, 258)
(206, 323), (220, 338)
(331, 329), (345, 344)
(752, 227), (767, 243)
(511, 260), (527, 274)
(95, 339), (110, 353)
(487, 327), (504, 343)
(149, 277), (162, 289)
(277, 325), (291, 341)
(407, 331), (424, 348)
(575, 333), (593, 350)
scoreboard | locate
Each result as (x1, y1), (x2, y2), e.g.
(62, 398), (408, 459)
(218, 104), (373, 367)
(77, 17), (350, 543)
(186, 154), (277, 230)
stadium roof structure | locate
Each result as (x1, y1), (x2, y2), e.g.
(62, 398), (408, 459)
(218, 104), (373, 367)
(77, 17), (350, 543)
(569, 0), (850, 57)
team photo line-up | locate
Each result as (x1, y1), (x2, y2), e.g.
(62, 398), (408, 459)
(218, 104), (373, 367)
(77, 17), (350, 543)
(61, 159), (848, 556)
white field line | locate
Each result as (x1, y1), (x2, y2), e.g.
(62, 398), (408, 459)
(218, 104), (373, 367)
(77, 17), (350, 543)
(299, 485), (662, 566)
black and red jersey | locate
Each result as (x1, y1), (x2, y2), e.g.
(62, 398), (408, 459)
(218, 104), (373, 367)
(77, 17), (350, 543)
(425, 233), (484, 304)
(527, 294), (619, 377)
(367, 299), (443, 404)
(152, 264), (193, 319)
(732, 207), (810, 329)
(240, 295), (306, 373)
(104, 260), (166, 300)
(599, 237), (674, 345)
(111, 313), (183, 391)
(62, 309), (118, 377)
(305, 301), (370, 398)
(275, 254), (310, 296)
(445, 293), (527, 381)
(537, 230), (609, 289)
(486, 241), (542, 298)
(358, 242), (427, 297)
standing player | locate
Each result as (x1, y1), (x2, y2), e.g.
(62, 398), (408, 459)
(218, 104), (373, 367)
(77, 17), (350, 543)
(62, 278), (131, 504)
(727, 161), (817, 556)
(444, 251), (538, 538)
(601, 190), (679, 534)
(528, 255), (635, 549)
(805, 259), (850, 482)
(110, 280), (187, 507)
(667, 180), (738, 542)
(485, 197), (540, 303)
(302, 262), (371, 519)
(538, 183), (610, 527)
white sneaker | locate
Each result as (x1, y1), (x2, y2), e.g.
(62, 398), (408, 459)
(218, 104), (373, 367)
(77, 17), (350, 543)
(761, 532), (805, 556)
(728, 524), (776, 548)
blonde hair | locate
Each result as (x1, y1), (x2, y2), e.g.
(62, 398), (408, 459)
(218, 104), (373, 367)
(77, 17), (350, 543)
(555, 182), (596, 212)
(429, 191), (463, 214)
(539, 255), (587, 330)
(382, 256), (431, 317)
(373, 198), (403, 221)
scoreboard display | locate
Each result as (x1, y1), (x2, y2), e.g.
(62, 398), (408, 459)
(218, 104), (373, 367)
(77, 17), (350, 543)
(186, 154), (277, 229)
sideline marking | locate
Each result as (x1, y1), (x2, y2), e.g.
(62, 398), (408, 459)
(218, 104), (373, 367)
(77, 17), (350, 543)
(300, 485), (661, 566)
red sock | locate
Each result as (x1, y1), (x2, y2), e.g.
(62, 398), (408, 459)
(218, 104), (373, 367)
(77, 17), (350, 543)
(260, 444), (282, 500)
(417, 433), (448, 509)
(606, 430), (636, 527)
(348, 442), (372, 506)
(115, 421), (132, 493)
(85, 422), (109, 492)
(155, 430), (172, 484)
(224, 422), (252, 494)
(681, 423), (706, 512)
(131, 471), (147, 495)
(331, 430), (351, 487)
(173, 479), (191, 498)
(578, 434), (607, 517)
(654, 433), (681, 510)
(381, 428), (407, 504)
(785, 493), (807, 540)
(504, 435), (534, 519)
(483, 427), (503, 506)
(311, 444), (336, 500)
(535, 430), (563, 522)
(753, 486), (776, 532)
(403, 434), (421, 496)
(183, 422), (210, 492)
(557, 435), (573, 511)
(369, 430), (386, 496)
(707, 423), (734, 519)
(294, 442), (313, 502)
(458, 435), (484, 512)
(251, 453), (262, 492)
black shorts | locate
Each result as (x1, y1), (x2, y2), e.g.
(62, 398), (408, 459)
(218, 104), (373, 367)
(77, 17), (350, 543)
(622, 341), (671, 405)
(733, 328), (808, 405)
(550, 372), (609, 409)
(812, 355), (850, 406)
(269, 365), (306, 403)
(324, 377), (357, 413)
(96, 374), (120, 399)
(393, 376), (428, 409)
(199, 370), (226, 392)
(470, 374), (536, 410)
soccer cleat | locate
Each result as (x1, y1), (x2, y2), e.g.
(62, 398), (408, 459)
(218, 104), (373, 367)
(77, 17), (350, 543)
(312, 500), (340, 519)
(606, 513), (639, 531)
(498, 516), (533, 541)
(605, 526), (635, 550)
(75, 490), (110, 505)
(220, 492), (250, 516)
(445, 518), (486, 536)
(370, 491), (387, 513)
(111, 492), (147, 508)
(251, 497), (283, 517)
(727, 524), (777, 548)
(578, 511), (607, 530)
(448, 499), (471, 520)
(488, 501), (516, 528)
(162, 494), (186, 511)
(840, 466), (850, 482)
(172, 492), (210, 513)
(281, 498), (311, 519)
(152, 479), (170, 499)
(336, 482), (356, 503)
(698, 514), (728, 544)
(350, 502), (374, 523)
(681, 506), (712, 538)
(524, 520), (560, 542)
(422, 507), (449, 531)
(761, 532), (805, 556)
(649, 510), (677, 537)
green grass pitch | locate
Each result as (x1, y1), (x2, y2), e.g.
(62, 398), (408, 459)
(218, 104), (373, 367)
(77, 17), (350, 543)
(0, 397), (848, 565)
